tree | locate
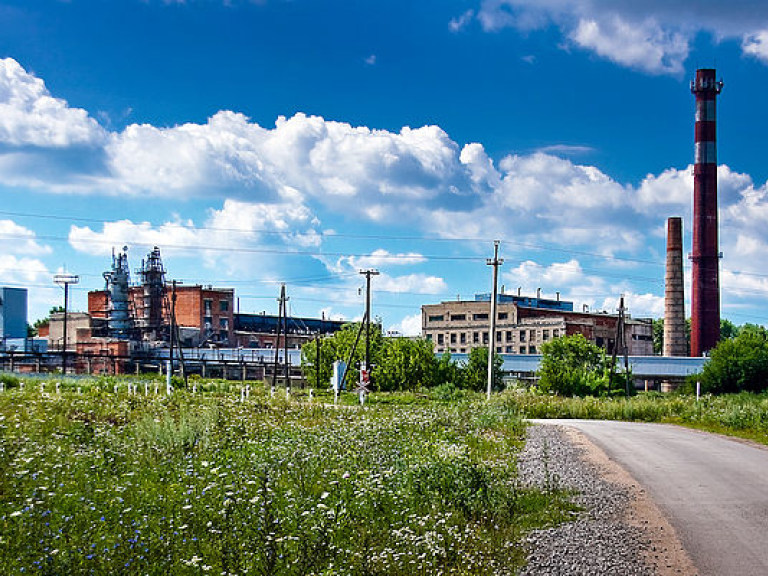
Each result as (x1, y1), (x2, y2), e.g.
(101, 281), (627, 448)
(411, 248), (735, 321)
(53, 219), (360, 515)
(462, 347), (503, 392)
(652, 318), (664, 355)
(300, 323), (385, 389)
(434, 352), (464, 388)
(720, 318), (740, 340)
(698, 329), (768, 394)
(375, 337), (437, 392)
(538, 334), (616, 396)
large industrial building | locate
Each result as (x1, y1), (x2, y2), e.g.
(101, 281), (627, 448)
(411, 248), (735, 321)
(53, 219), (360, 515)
(422, 292), (653, 356)
(0, 287), (27, 341)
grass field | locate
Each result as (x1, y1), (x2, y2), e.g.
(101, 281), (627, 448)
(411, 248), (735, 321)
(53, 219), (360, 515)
(0, 376), (574, 575)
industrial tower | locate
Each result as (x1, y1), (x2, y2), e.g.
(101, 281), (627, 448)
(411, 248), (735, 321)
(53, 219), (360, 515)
(690, 69), (723, 357)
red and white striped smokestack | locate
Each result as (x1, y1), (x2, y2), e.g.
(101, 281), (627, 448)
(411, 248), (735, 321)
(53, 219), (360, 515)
(690, 68), (723, 357)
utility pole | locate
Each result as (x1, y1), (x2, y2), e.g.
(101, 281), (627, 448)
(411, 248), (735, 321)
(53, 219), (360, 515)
(54, 273), (79, 375)
(169, 280), (176, 381)
(272, 284), (288, 391)
(486, 241), (503, 400)
(316, 335), (322, 389)
(360, 269), (379, 388)
(609, 295), (630, 397)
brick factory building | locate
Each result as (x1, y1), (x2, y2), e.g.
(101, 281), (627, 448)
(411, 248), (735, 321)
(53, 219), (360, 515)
(422, 293), (653, 356)
(88, 285), (235, 346)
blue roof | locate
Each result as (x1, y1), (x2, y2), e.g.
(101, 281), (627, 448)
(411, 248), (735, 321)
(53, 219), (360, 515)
(474, 293), (573, 312)
(448, 353), (708, 378)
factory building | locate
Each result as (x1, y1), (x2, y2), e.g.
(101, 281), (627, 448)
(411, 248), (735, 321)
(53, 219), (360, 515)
(0, 287), (28, 341)
(422, 292), (653, 356)
(86, 247), (235, 347)
(233, 313), (347, 349)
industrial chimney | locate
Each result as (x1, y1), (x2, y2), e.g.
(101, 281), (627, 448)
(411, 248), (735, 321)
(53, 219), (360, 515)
(664, 217), (686, 356)
(690, 69), (723, 357)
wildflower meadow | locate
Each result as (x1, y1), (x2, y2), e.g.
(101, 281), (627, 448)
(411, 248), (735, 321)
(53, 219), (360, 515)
(0, 377), (574, 575)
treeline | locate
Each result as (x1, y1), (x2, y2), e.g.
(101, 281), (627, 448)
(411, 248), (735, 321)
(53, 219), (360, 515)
(300, 323), (503, 392)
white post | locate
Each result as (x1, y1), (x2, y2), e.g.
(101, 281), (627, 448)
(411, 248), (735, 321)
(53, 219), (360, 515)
(309, 388), (313, 403)
(696, 380), (701, 401)
(166, 360), (172, 393)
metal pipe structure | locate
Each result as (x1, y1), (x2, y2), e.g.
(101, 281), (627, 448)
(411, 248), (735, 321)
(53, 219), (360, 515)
(664, 217), (687, 357)
(690, 69), (723, 357)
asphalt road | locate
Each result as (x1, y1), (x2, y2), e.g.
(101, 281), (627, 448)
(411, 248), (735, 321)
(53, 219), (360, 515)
(533, 419), (768, 576)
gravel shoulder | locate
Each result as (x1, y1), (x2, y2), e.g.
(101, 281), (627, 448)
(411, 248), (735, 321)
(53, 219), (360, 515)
(518, 423), (697, 576)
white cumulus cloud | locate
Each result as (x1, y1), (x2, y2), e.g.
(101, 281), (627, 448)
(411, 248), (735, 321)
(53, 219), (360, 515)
(0, 58), (105, 147)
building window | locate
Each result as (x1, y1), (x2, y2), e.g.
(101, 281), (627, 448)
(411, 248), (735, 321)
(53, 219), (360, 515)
(426, 334), (432, 341)
(473, 313), (489, 321)
(473, 332), (479, 343)
(498, 312), (508, 320)
(460, 348), (466, 353)
(450, 333), (456, 344)
(437, 334), (444, 345)
(528, 345), (536, 354)
(520, 347), (526, 354)
(460, 333), (466, 344)
(506, 330), (512, 342)
(428, 315), (444, 322)
(220, 300), (229, 312)
(520, 331), (526, 342)
(482, 332), (489, 344)
(496, 346), (502, 353)
(553, 329), (560, 338)
(529, 329), (536, 341)
(496, 331), (502, 342)
(204, 299), (213, 315)
(220, 331), (229, 342)
(451, 314), (466, 321)
(543, 329), (550, 341)
(220, 318), (229, 329)
(505, 346), (513, 353)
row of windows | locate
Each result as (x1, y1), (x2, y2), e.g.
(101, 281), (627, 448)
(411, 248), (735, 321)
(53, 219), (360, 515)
(434, 345), (539, 355)
(204, 299), (231, 314)
(427, 312), (510, 323)
(431, 328), (559, 346)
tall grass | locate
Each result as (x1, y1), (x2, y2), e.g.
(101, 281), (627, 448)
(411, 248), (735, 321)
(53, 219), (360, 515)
(498, 390), (768, 442)
(0, 381), (574, 575)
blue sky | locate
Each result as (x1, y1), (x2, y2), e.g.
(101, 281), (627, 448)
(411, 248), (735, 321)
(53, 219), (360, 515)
(2, 0), (768, 335)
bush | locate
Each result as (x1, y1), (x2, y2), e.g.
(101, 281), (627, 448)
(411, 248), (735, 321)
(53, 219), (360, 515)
(698, 329), (768, 394)
(538, 334), (620, 397)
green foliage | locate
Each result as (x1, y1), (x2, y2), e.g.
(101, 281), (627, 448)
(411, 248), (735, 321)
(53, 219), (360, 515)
(375, 337), (437, 391)
(301, 322), (384, 388)
(697, 329), (768, 394)
(652, 318), (664, 355)
(500, 389), (768, 444)
(463, 347), (504, 392)
(0, 384), (575, 574)
(538, 334), (619, 397)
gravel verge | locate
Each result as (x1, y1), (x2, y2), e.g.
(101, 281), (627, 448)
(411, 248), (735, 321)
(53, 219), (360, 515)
(517, 424), (654, 576)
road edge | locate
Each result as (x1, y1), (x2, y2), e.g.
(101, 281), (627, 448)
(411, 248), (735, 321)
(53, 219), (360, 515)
(559, 425), (700, 576)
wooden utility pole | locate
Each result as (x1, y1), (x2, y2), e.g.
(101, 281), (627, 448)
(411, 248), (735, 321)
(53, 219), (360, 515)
(609, 295), (630, 397)
(54, 274), (79, 375)
(486, 242), (503, 400)
(359, 269), (379, 387)
(272, 284), (289, 391)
